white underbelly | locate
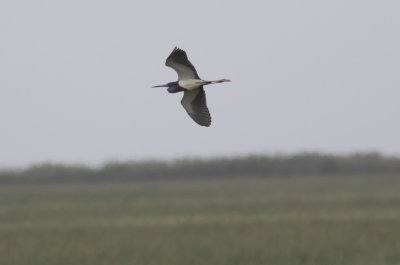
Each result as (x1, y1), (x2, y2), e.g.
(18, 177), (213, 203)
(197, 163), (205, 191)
(178, 79), (204, 90)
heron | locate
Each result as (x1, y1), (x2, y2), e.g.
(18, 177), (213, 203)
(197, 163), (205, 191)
(153, 47), (230, 127)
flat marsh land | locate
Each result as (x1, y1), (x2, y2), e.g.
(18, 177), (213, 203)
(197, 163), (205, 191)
(1, 176), (400, 265)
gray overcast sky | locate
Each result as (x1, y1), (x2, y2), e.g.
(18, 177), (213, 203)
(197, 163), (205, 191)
(1, 1), (399, 167)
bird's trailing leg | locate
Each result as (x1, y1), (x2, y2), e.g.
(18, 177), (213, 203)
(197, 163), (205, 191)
(203, 79), (231, 85)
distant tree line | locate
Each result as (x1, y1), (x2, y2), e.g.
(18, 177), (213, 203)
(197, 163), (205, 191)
(1, 152), (400, 185)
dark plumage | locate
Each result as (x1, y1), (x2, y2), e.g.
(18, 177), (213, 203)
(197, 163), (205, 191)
(181, 87), (211, 127)
(153, 47), (230, 127)
(166, 47), (200, 79)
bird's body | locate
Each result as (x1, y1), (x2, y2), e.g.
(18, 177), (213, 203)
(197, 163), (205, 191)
(178, 79), (205, 90)
(153, 47), (230, 127)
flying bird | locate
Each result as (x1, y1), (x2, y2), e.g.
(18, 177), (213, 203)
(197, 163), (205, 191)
(153, 47), (230, 127)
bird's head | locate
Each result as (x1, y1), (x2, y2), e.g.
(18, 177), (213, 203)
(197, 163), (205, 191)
(152, 82), (170, 88)
(153, 82), (176, 87)
(152, 82), (183, 93)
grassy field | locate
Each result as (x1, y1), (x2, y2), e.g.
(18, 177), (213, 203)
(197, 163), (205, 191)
(0, 176), (400, 265)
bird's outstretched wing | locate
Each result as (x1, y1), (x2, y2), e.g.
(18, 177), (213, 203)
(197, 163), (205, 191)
(181, 87), (211, 127)
(166, 47), (200, 80)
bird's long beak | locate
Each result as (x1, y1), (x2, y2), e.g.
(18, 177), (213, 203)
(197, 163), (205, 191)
(152, 84), (169, 88)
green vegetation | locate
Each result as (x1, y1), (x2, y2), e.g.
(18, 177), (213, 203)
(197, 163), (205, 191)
(1, 152), (400, 184)
(1, 176), (400, 265)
